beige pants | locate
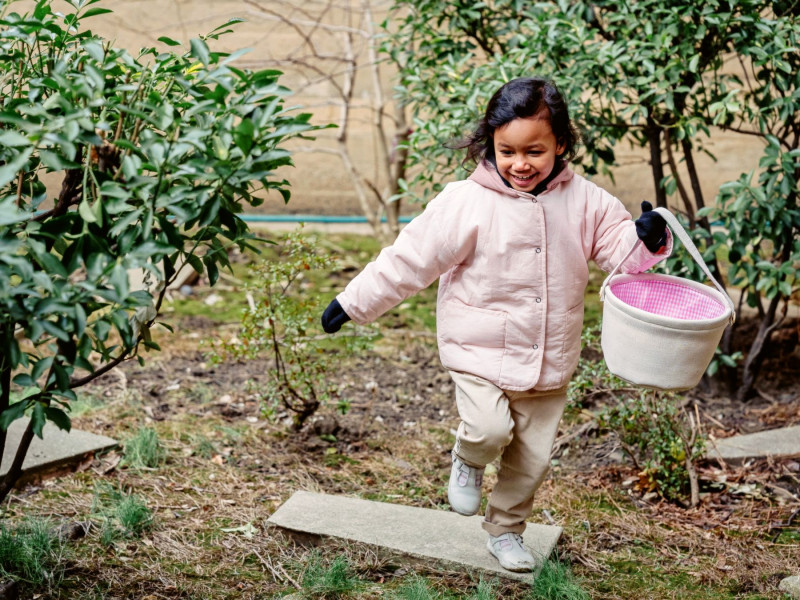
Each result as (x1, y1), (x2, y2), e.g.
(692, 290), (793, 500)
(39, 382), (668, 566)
(449, 370), (567, 537)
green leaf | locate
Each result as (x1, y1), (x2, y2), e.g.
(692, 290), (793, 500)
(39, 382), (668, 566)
(233, 118), (255, 154)
(0, 149), (33, 188)
(81, 7), (113, 18)
(186, 254), (203, 273)
(31, 402), (46, 439)
(0, 401), (29, 431)
(190, 38), (210, 66)
(203, 255), (219, 286)
(79, 199), (98, 223)
(158, 36), (182, 47)
(45, 406), (72, 432)
(0, 131), (31, 147)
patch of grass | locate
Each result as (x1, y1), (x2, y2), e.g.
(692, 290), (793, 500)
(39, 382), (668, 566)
(388, 575), (498, 599)
(300, 552), (361, 598)
(70, 390), (106, 416)
(184, 383), (216, 405)
(529, 558), (589, 600)
(0, 517), (68, 588)
(116, 493), (154, 537)
(468, 578), (500, 600)
(193, 434), (217, 459)
(390, 575), (438, 599)
(91, 484), (154, 544)
(122, 426), (166, 469)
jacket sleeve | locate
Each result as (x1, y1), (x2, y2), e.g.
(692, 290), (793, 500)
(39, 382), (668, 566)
(336, 187), (473, 324)
(590, 188), (673, 274)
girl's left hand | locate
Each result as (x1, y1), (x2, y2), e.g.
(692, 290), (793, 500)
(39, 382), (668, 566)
(635, 201), (667, 252)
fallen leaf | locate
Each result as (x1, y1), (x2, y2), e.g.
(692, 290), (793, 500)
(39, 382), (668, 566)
(220, 523), (258, 539)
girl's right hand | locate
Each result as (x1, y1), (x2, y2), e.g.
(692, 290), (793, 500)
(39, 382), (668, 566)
(321, 298), (351, 333)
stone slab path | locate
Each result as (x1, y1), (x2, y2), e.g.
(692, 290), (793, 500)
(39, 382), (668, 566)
(706, 425), (800, 463)
(1, 418), (118, 479)
(781, 575), (800, 599)
(267, 490), (562, 583)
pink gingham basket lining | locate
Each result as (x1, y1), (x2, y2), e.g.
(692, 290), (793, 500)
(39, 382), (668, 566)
(609, 279), (726, 321)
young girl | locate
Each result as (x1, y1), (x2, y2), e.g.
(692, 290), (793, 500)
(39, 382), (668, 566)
(320, 77), (670, 572)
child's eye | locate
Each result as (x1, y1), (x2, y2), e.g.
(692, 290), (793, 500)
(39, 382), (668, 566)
(500, 150), (513, 156)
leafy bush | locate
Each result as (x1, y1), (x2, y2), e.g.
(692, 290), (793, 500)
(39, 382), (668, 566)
(0, 0), (313, 500)
(383, 0), (800, 399)
(208, 228), (374, 430)
(599, 392), (705, 505)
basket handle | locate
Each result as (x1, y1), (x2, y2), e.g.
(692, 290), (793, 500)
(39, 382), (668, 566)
(600, 207), (736, 324)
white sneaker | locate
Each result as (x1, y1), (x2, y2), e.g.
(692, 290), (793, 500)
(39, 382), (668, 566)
(486, 532), (536, 572)
(448, 452), (484, 516)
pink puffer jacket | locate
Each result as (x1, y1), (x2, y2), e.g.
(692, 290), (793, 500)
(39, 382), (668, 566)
(337, 160), (672, 391)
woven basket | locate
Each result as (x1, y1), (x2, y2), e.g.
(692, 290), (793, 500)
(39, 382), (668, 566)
(600, 208), (735, 391)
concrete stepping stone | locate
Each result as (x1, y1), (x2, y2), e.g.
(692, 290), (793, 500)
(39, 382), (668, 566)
(707, 425), (800, 463)
(267, 490), (562, 583)
(780, 575), (800, 599)
(1, 418), (118, 481)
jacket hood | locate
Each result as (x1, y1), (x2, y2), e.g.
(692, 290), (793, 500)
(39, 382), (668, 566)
(468, 159), (574, 197)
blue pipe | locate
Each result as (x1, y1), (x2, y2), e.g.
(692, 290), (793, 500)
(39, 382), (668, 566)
(237, 214), (415, 224)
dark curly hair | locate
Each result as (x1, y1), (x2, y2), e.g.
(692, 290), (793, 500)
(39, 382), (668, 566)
(455, 77), (580, 168)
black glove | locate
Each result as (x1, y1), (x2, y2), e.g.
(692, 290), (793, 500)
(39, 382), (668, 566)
(635, 201), (667, 253)
(321, 298), (351, 333)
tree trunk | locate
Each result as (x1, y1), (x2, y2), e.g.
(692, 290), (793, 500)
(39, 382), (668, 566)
(0, 326), (10, 471)
(680, 139), (708, 227)
(737, 294), (782, 402)
(646, 117), (667, 208)
(664, 130), (695, 226)
(0, 418), (35, 504)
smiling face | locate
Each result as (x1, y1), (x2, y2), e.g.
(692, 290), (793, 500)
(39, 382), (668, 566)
(492, 115), (565, 193)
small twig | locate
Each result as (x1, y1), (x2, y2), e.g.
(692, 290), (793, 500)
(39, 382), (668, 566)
(276, 559), (302, 590)
(551, 420), (597, 457)
(770, 506), (800, 543)
(253, 548), (300, 588)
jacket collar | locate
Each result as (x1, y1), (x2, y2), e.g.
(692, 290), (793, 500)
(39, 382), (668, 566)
(468, 159), (574, 198)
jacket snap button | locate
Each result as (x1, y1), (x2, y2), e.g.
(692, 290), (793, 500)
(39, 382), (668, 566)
(532, 344), (539, 350)
(536, 297), (541, 303)
(535, 248), (541, 253)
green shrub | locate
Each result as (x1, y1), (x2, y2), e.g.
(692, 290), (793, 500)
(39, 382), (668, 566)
(0, 0), (314, 502)
(599, 391), (705, 504)
(208, 228), (375, 430)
